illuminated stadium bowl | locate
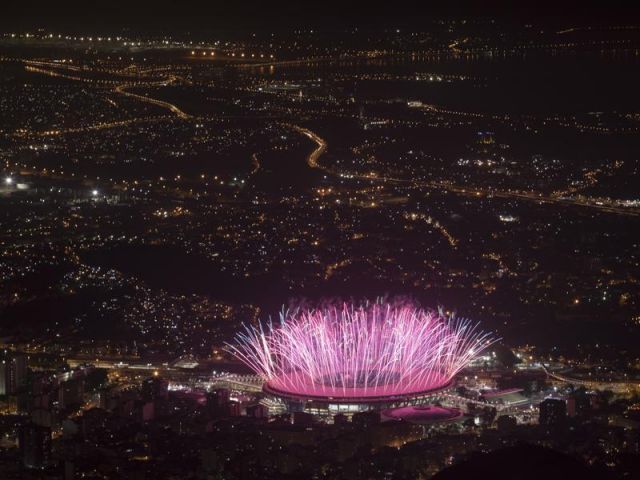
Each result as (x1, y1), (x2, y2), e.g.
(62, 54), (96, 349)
(226, 301), (496, 413)
(381, 405), (465, 425)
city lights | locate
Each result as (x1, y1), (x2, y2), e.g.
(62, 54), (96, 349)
(2, 11), (639, 478)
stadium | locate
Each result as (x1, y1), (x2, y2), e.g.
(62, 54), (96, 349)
(227, 301), (496, 415)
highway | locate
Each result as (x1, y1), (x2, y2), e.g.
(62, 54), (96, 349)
(11, 115), (174, 138)
(114, 76), (191, 120)
(542, 364), (639, 394)
(286, 123), (329, 171)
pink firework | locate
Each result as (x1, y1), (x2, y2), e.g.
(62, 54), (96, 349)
(226, 301), (497, 400)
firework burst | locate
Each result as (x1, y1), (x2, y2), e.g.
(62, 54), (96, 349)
(226, 301), (496, 399)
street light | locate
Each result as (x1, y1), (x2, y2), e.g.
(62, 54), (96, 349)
(5, 177), (13, 185)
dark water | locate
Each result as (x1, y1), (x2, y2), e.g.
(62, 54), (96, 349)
(256, 50), (640, 114)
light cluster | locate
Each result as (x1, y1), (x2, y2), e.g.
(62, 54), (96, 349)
(227, 301), (496, 399)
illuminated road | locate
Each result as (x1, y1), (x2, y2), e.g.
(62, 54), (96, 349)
(441, 185), (640, 217)
(250, 153), (261, 174)
(542, 365), (638, 394)
(114, 76), (191, 119)
(416, 102), (636, 135)
(286, 124), (328, 171)
(12, 115), (174, 138)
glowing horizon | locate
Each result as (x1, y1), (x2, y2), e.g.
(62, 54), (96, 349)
(226, 301), (497, 399)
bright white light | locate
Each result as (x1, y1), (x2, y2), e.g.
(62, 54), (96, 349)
(91, 189), (99, 196)
(5, 177), (13, 185)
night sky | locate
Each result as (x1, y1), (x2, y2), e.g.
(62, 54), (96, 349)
(4, 1), (639, 30)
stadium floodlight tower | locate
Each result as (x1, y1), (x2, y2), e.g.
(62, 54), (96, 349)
(227, 300), (497, 416)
